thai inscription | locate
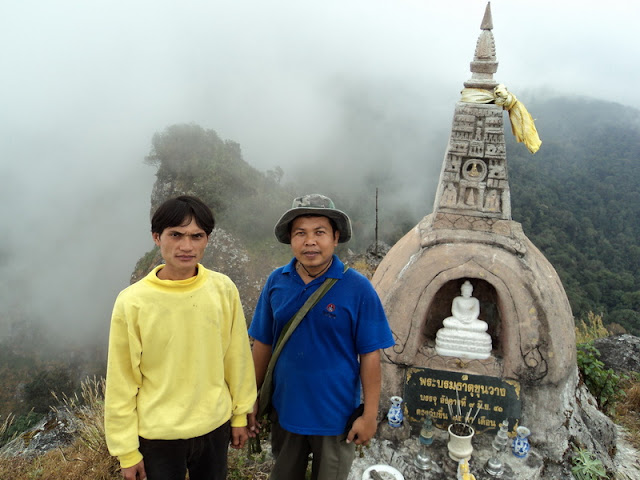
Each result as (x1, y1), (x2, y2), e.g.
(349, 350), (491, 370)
(404, 367), (521, 435)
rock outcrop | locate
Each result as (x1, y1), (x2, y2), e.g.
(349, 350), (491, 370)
(0, 410), (76, 459)
(594, 334), (640, 374)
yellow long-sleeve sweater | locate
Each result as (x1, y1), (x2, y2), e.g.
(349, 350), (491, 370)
(104, 264), (257, 468)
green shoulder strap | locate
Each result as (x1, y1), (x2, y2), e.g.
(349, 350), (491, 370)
(258, 266), (349, 418)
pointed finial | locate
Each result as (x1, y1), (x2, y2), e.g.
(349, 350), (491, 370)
(481, 2), (493, 30)
(463, 2), (499, 90)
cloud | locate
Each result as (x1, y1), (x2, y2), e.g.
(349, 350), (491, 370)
(1, 0), (638, 344)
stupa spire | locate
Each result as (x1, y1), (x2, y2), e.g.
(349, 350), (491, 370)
(430, 1), (511, 221)
(464, 2), (499, 90)
(480, 1), (493, 29)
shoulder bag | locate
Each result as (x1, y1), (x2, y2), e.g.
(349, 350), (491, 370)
(257, 266), (348, 418)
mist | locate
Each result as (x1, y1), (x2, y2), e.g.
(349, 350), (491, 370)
(1, 0), (639, 346)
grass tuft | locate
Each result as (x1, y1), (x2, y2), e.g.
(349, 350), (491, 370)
(613, 374), (640, 449)
(575, 311), (609, 344)
(0, 413), (15, 444)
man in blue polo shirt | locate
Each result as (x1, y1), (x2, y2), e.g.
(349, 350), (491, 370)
(247, 194), (394, 480)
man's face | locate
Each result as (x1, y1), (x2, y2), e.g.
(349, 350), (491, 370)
(152, 217), (208, 280)
(290, 215), (339, 275)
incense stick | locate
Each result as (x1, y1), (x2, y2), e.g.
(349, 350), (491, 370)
(470, 403), (482, 425)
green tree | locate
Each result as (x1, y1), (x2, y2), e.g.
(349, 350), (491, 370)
(510, 96), (640, 333)
(23, 367), (76, 414)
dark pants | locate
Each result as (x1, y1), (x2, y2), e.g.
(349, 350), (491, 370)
(270, 412), (355, 480)
(138, 421), (231, 480)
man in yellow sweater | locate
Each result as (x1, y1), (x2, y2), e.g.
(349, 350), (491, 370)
(105, 195), (257, 480)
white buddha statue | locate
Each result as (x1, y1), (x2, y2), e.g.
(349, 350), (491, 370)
(435, 281), (492, 360)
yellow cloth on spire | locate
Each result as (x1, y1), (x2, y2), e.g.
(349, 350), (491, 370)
(460, 84), (542, 154)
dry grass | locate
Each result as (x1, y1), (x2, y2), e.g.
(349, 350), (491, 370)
(0, 413), (14, 441)
(614, 376), (640, 449)
(349, 259), (376, 279)
(0, 376), (120, 480)
(0, 376), (273, 480)
(52, 377), (113, 457)
(0, 440), (120, 480)
(575, 311), (610, 344)
(0, 435), (272, 480)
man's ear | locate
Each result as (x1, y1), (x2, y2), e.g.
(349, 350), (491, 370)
(334, 230), (340, 245)
(152, 232), (161, 246)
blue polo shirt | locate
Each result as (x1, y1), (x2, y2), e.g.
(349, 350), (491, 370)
(249, 255), (395, 435)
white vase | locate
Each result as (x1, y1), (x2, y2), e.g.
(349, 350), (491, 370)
(447, 423), (474, 462)
(387, 396), (404, 427)
(512, 426), (531, 458)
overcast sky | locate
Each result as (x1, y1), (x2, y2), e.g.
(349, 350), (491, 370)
(1, 0), (638, 344)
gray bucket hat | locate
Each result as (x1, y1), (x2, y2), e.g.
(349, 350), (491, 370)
(274, 194), (352, 244)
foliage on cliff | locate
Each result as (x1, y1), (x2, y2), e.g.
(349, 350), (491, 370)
(144, 123), (294, 246)
(509, 97), (640, 334)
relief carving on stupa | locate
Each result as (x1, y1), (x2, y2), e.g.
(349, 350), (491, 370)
(437, 104), (508, 219)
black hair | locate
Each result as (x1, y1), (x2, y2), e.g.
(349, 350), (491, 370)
(151, 195), (215, 236)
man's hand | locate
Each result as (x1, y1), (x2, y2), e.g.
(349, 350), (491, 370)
(231, 426), (249, 449)
(247, 400), (261, 438)
(346, 414), (378, 446)
(349, 350), (382, 446)
(121, 460), (146, 480)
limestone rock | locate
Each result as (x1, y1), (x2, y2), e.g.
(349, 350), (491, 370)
(0, 410), (77, 459)
(593, 334), (640, 374)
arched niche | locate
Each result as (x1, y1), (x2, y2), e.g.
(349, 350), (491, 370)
(423, 278), (503, 358)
